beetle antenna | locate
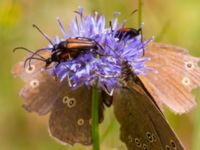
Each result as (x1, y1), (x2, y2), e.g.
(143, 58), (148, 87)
(32, 24), (54, 46)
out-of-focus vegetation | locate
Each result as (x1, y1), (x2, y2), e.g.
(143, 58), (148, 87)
(0, 0), (200, 150)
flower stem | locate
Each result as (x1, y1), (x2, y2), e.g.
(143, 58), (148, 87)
(92, 83), (100, 150)
(138, 0), (142, 26)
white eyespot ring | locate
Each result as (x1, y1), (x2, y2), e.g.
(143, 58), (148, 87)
(165, 145), (171, 150)
(62, 96), (76, 108)
(142, 143), (148, 150)
(25, 65), (35, 74)
(170, 139), (176, 149)
(77, 118), (84, 126)
(134, 137), (141, 147)
(146, 132), (154, 142)
(185, 61), (194, 70)
(182, 77), (190, 86)
(30, 79), (39, 88)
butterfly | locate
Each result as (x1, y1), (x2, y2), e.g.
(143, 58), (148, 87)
(12, 42), (200, 149)
(12, 51), (108, 145)
(113, 42), (200, 150)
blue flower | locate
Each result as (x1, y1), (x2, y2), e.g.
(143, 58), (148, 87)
(50, 7), (153, 95)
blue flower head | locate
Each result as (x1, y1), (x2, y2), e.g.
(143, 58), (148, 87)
(50, 7), (153, 95)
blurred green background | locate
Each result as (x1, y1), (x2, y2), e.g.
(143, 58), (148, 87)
(0, 0), (200, 150)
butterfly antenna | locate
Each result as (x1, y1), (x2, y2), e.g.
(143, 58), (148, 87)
(32, 24), (54, 46)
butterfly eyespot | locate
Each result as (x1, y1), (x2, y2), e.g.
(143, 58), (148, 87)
(77, 118), (84, 126)
(170, 140), (176, 149)
(134, 138), (141, 147)
(185, 61), (194, 70)
(30, 79), (39, 88)
(146, 132), (154, 142)
(165, 145), (171, 150)
(182, 77), (190, 86)
(25, 65), (35, 74)
(142, 143), (149, 150)
(62, 96), (76, 108)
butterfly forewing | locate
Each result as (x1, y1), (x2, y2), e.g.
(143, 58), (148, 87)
(140, 42), (200, 113)
(12, 51), (51, 82)
(113, 81), (184, 150)
(12, 51), (60, 115)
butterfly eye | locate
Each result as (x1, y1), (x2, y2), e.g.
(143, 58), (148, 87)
(142, 143), (149, 150)
(170, 140), (177, 149)
(62, 96), (76, 108)
(146, 132), (154, 143)
(30, 79), (39, 88)
(165, 145), (171, 150)
(185, 61), (194, 70)
(134, 137), (142, 147)
(77, 118), (84, 126)
(182, 77), (191, 86)
(25, 65), (35, 74)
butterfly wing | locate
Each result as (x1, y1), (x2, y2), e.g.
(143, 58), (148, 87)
(48, 86), (104, 145)
(12, 51), (60, 115)
(12, 52), (105, 145)
(139, 42), (200, 113)
(113, 81), (184, 150)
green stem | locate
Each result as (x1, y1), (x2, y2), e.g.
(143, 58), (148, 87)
(92, 83), (100, 150)
(138, 0), (142, 27)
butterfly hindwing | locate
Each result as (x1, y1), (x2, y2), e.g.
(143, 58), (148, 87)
(140, 42), (200, 113)
(113, 81), (184, 150)
(48, 86), (104, 145)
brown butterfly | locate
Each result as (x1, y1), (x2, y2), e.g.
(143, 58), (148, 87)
(112, 42), (200, 150)
(12, 42), (200, 149)
(12, 51), (107, 145)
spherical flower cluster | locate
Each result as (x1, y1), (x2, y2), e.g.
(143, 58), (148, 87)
(49, 7), (153, 94)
